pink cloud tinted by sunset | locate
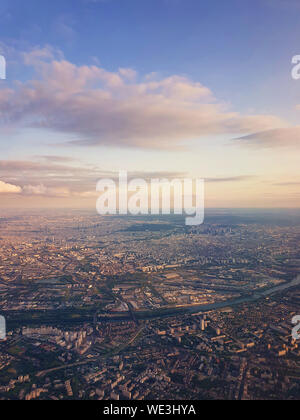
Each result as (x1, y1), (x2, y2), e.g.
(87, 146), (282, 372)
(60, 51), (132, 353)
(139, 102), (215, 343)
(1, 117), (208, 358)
(0, 47), (288, 150)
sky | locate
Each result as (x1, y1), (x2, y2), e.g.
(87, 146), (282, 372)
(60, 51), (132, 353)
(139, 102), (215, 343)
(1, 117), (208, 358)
(0, 0), (300, 209)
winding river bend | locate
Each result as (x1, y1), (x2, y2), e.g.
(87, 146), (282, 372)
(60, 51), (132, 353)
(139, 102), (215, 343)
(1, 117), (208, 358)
(187, 275), (300, 314)
(5, 276), (300, 328)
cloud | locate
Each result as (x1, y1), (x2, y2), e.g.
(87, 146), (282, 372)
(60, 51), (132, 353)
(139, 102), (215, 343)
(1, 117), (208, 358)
(0, 49), (286, 149)
(0, 158), (192, 198)
(23, 45), (61, 66)
(35, 155), (77, 163)
(273, 182), (300, 187)
(23, 184), (71, 197)
(0, 180), (22, 193)
(0, 155), (253, 200)
(118, 68), (137, 81)
(234, 127), (300, 148)
(206, 176), (253, 183)
(0, 160), (84, 174)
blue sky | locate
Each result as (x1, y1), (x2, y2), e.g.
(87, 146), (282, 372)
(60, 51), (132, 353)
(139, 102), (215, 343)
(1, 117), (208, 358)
(0, 0), (300, 207)
(1, 0), (299, 111)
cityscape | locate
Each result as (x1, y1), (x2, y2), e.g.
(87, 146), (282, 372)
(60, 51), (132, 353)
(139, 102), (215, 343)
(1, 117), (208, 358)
(0, 209), (299, 400)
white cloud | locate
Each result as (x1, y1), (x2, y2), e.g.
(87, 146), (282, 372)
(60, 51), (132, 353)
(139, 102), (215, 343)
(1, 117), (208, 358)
(23, 184), (71, 197)
(0, 50), (287, 149)
(0, 180), (22, 193)
(235, 127), (300, 148)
